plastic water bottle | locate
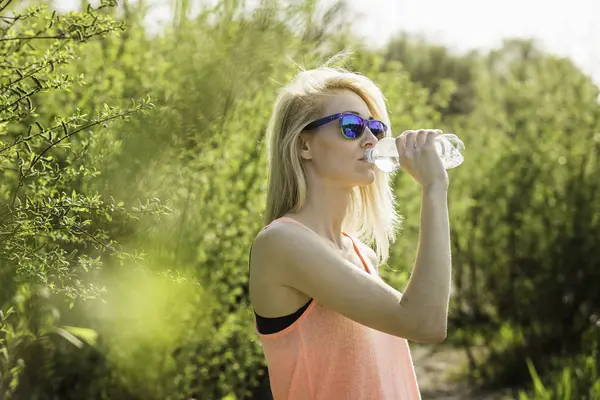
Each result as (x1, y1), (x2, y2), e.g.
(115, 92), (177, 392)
(364, 133), (465, 173)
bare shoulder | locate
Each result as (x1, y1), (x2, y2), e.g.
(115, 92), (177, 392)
(249, 219), (308, 280)
(249, 220), (313, 316)
(251, 219), (305, 254)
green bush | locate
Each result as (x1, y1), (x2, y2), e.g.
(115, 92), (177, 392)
(0, 2), (158, 398)
(445, 39), (600, 388)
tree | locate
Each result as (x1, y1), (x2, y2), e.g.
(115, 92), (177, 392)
(0, 1), (156, 397)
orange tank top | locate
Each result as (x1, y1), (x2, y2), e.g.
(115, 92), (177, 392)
(253, 217), (421, 400)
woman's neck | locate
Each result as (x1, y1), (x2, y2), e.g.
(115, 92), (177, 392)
(286, 179), (352, 250)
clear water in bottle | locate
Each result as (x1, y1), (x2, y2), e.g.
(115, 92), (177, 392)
(365, 133), (465, 173)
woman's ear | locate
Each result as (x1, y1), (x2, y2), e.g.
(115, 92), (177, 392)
(298, 133), (312, 160)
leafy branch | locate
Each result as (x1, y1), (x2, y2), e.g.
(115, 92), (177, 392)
(9, 96), (154, 206)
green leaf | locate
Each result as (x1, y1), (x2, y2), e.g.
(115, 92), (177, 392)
(53, 326), (83, 348)
(32, 76), (43, 89)
(60, 325), (98, 346)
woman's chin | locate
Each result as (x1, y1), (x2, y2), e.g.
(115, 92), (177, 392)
(354, 169), (377, 187)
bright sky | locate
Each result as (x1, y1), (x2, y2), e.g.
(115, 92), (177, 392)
(57, 0), (600, 83)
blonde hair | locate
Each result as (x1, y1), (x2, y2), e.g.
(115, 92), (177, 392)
(263, 58), (402, 265)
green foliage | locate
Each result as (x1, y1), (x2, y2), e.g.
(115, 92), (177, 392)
(384, 33), (479, 116)
(0, 1), (161, 398)
(444, 39), (600, 389)
(516, 332), (599, 400)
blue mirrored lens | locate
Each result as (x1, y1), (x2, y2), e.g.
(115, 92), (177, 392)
(369, 121), (386, 137)
(341, 114), (364, 139)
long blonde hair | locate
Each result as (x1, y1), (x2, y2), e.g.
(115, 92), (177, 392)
(263, 60), (402, 266)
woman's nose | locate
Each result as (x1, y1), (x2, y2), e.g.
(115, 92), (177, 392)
(362, 127), (378, 148)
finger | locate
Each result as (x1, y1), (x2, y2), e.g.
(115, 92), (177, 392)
(405, 131), (416, 152)
(416, 130), (430, 148)
(395, 134), (407, 156)
(397, 130), (412, 142)
(425, 130), (440, 147)
(425, 129), (441, 147)
(396, 130), (413, 152)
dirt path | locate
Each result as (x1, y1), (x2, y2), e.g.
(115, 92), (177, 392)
(411, 344), (508, 400)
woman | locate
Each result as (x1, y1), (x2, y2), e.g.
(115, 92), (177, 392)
(248, 63), (452, 400)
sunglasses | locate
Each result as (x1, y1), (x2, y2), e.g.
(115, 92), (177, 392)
(303, 112), (387, 140)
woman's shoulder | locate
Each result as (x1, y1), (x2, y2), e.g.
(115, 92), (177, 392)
(249, 219), (305, 288)
(251, 217), (314, 261)
(254, 217), (305, 241)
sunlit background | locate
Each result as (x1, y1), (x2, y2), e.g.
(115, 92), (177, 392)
(58, 0), (600, 82)
(1, 0), (599, 399)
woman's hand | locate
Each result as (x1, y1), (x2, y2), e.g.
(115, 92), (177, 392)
(395, 129), (449, 189)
